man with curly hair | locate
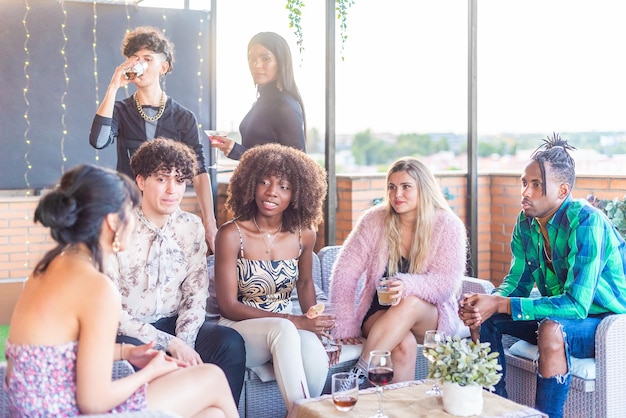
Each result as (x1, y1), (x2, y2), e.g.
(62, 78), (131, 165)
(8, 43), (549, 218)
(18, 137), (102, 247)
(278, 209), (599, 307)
(105, 137), (246, 405)
(459, 134), (626, 418)
(212, 143), (330, 412)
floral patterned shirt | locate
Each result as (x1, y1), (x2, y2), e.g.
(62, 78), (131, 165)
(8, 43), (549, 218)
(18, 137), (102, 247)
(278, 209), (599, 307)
(105, 207), (209, 350)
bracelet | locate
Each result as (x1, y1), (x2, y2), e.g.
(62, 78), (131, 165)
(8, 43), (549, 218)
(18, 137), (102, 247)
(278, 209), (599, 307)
(120, 342), (125, 360)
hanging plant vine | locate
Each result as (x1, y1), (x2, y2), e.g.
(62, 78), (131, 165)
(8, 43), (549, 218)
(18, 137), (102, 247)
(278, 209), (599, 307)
(286, 0), (354, 59)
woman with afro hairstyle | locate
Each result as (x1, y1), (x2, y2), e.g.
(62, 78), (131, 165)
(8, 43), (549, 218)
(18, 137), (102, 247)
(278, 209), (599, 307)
(213, 143), (330, 411)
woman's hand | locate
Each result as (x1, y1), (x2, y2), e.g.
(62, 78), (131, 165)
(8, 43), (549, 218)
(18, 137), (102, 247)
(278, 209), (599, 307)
(327, 342), (342, 366)
(209, 134), (235, 157)
(107, 59), (137, 90)
(336, 336), (364, 345)
(389, 278), (404, 306)
(289, 314), (334, 337)
(143, 350), (181, 381)
(125, 341), (188, 369)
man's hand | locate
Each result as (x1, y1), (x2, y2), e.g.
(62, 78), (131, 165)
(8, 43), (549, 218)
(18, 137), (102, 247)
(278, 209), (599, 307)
(167, 336), (203, 366)
(458, 293), (508, 329)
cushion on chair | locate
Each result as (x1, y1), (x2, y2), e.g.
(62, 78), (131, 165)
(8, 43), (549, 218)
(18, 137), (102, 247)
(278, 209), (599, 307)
(508, 340), (596, 379)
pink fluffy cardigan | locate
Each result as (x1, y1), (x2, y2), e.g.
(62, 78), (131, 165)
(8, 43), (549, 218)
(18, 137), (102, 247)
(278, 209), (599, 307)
(329, 205), (467, 339)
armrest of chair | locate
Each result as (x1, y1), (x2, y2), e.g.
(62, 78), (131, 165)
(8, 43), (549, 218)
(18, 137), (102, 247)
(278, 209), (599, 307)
(461, 276), (495, 295)
(317, 245), (342, 295)
(594, 313), (626, 416)
(112, 360), (135, 380)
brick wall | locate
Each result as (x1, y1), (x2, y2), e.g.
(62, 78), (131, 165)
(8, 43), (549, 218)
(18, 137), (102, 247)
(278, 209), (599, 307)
(1, 173), (625, 323)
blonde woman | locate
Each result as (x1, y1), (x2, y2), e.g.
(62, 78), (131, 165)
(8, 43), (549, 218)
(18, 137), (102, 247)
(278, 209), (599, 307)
(329, 157), (467, 383)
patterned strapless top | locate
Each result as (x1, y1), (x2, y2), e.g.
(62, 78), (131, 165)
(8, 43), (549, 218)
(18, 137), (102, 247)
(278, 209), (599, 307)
(236, 257), (299, 312)
(4, 339), (147, 417)
(233, 220), (302, 313)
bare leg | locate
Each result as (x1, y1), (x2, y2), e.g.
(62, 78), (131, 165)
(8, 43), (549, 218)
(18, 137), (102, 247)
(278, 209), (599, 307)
(147, 363), (239, 418)
(537, 320), (567, 377)
(361, 296), (438, 383)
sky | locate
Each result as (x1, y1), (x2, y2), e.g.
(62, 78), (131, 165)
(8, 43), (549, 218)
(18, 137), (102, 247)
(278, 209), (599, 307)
(140, 0), (626, 136)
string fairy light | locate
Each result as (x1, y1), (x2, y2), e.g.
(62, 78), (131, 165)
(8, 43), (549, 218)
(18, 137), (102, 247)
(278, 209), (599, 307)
(22, 0), (32, 192)
(59, 1), (70, 172)
(122, 0), (132, 98)
(196, 18), (205, 133)
(92, 0), (100, 162)
(22, 0), (33, 269)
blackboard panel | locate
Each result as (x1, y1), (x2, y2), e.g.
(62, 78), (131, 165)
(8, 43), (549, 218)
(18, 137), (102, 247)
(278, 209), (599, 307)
(0, 1), (211, 190)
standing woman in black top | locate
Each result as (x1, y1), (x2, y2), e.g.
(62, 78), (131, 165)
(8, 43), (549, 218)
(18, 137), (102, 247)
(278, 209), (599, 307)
(210, 32), (306, 160)
(89, 26), (217, 251)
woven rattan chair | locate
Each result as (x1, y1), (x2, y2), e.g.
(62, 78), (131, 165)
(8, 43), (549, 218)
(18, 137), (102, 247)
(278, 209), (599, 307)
(463, 275), (626, 417)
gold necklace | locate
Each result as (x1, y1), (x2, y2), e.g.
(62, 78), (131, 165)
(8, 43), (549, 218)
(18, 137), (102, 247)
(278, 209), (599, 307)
(134, 92), (165, 122)
(542, 242), (552, 263)
(252, 216), (282, 254)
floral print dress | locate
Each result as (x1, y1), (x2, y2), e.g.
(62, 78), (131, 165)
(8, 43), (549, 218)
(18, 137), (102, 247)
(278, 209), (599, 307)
(4, 340), (147, 416)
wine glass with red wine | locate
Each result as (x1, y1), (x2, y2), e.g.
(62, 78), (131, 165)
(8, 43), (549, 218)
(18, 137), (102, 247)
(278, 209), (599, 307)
(367, 350), (393, 418)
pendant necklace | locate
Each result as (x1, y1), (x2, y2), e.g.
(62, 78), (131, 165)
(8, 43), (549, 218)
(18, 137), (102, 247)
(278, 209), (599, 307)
(252, 216), (282, 254)
(134, 91), (166, 122)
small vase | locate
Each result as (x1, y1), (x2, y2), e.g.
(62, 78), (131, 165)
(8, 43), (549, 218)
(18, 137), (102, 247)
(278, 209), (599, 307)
(442, 381), (483, 416)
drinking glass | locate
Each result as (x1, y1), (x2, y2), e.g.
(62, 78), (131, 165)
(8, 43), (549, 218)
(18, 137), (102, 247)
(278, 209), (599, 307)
(423, 330), (445, 396)
(376, 277), (395, 306)
(331, 372), (359, 412)
(367, 350), (393, 418)
(321, 303), (338, 352)
(204, 130), (229, 145)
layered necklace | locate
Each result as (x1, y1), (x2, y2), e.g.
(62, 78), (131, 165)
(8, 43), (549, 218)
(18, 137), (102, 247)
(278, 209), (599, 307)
(252, 216), (282, 254)
(134, 91), (166, 122)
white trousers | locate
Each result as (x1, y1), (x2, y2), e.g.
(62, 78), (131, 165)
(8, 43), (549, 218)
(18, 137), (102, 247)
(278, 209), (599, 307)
(218, 316), (329, 411)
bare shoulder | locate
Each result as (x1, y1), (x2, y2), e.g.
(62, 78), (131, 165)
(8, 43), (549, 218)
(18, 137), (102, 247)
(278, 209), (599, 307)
(301, 227), (317, 247)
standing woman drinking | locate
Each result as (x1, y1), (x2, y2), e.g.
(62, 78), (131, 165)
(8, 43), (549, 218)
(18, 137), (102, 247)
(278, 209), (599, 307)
(89, 26), (218, 251)
(329, 157), (468, 384)
(210, 32), (306, 159)
(213, 144), (331, 412)
(5, 164), (238, 417)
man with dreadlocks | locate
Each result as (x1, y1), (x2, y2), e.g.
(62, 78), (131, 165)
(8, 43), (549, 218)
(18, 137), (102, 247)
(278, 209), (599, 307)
(458, 133), (626, 418)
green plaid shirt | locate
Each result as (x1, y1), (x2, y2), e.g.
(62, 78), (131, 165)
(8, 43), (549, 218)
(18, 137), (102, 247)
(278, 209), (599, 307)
(495, 196), (626, 321)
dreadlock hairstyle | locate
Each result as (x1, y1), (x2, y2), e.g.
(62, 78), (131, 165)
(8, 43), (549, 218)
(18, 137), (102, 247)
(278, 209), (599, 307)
(530, 133), (577, 196)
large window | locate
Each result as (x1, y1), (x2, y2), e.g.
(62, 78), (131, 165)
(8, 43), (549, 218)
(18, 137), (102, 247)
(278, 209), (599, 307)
(478, 0), (626, 174)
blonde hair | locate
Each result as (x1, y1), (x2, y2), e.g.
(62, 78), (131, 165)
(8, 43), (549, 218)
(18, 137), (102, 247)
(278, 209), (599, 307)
(384, 157), (452, 275)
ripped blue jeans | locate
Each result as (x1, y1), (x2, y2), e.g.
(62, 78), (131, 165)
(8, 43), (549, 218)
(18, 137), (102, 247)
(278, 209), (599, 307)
(480, 313), (610, 418)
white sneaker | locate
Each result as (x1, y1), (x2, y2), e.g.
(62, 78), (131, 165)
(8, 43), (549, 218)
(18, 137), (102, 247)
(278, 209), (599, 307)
(350, 366), (368, 388)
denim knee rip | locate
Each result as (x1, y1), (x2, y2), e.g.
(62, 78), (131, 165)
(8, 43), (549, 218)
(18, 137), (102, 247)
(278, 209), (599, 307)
(536, 318), (570, 383)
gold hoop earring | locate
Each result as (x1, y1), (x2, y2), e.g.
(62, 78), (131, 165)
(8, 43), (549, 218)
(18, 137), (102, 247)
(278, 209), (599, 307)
(112, 231), (121, 253)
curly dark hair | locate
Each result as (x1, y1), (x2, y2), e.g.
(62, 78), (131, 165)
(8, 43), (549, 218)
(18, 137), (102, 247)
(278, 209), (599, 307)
(122, 26), (174, 74)
(226, 143), (327, 232)
(130, 137), (197, 182)
(530, 132), (577, 195)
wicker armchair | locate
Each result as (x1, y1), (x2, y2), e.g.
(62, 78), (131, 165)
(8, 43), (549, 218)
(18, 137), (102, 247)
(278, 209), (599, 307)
(502, 313), (626, 417)
(463, 274), (626, 417)
(0, 360), (179, 417)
